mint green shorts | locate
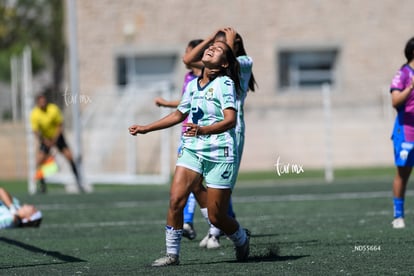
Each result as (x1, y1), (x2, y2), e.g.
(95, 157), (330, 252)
(176, 148), (236, 189)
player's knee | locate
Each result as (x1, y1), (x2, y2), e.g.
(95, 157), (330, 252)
(169, 194), (186, 214)
(207, 209), (225, 227)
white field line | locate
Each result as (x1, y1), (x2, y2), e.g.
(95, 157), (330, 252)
(39, 190), (414, 229)
(234, 190), (414, 203)
(43, 220), (165, 228)
(37, 190), (414, 211)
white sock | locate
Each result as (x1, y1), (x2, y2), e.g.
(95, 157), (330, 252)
(200, 208), (211, 226)
(209, 224), (222, 237)
(228, 226), (247, 247)
(201, 208), (224, 237)
(165, 225), (182, 256)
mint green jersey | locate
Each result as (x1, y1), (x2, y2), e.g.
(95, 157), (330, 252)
(0, 198), (20, 229)
(177, 75), (237, 163)
(236, 55), (253, 134)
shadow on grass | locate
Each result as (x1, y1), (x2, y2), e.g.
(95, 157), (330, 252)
(184, 243), (309, 266)
(241, 243), (308, 263)
(246, 254), (309, 263)
(0, 237), (86, 269)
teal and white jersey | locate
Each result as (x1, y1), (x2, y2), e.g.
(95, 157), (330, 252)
(0, 198), (20, 229)
(236, 55), (253, 134)
(178, 75), (237, 163)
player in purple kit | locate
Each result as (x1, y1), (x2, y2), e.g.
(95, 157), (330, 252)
(390, 36), (414, 229)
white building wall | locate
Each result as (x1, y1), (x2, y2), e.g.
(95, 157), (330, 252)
(71, 0), (413, 172)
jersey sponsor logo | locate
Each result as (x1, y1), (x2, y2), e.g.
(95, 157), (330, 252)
(224, 79), (233, 86)
(221, 170), (231, 179)
(191, 106), (204, 124)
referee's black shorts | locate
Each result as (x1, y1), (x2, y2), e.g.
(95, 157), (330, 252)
(39, 134), (69, 154)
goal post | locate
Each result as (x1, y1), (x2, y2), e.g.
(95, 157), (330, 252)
(46, 81), (174, 187)
(21, 47), (37, 194)
(20, 49), (175, 193)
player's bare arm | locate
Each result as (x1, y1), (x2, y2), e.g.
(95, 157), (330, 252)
(182, 30), (218, 68)
(0, 188), (14, 208)
(129, 110), (187, 135)
(154, 97), (180, 108)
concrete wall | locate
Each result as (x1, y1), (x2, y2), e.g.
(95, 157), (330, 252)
(2, 0), (413, 179)
(72, 0), (412, 172)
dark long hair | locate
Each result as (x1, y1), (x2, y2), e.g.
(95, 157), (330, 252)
(215, 31), (257, 92)
(404, 37), (414, 63)
(188, 39), (204, 61)
(221, 41), (242, 97)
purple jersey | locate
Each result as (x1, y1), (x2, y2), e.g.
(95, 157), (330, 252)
(391, 64), (414, 141)
(181, 71), (198, 134)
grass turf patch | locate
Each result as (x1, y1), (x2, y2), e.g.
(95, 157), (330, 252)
(1, 167), (412, 275)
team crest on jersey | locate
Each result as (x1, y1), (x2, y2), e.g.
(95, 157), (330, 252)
(205, 88), (214, 100)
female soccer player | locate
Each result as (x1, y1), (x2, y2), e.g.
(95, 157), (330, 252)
(0, 187), (42, 229)
(129, 40), (250, 266)
(390, 36), (414, 229)
(154, 39), (204, 240)
(182, 27), (257, 248)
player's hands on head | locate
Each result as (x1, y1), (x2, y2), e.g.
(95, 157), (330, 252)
(221, 27), (237, 39)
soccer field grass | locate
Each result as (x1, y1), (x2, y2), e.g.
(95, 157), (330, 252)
(1, 170), (414, 275)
